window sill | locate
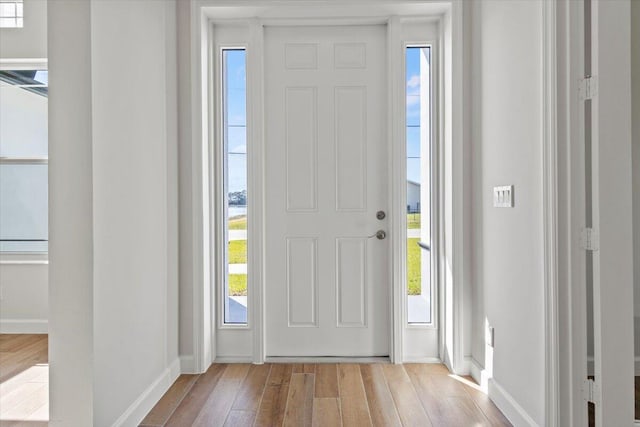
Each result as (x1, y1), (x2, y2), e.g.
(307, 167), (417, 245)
(0, 252), (48, 265)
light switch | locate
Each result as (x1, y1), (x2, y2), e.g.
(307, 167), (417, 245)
(493, 185), (514, 208)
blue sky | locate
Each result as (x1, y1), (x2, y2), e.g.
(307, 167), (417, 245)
(225, 47), (430, 194)
(406, 47), (430, 184)
(225, 50), (248, 194)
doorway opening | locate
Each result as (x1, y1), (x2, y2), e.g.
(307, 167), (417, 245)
(199, 3), (462, 368)
(0, 63), (49, 424)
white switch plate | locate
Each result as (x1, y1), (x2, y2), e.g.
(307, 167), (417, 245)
(493, 185), (514, 208)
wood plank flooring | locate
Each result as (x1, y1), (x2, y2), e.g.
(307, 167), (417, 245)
(141, 363), (512, 427)
(0, 335), (518, 426)
(0, 334), (49, 426)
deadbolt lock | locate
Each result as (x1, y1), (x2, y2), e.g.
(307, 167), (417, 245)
(376, 210), (386, 220)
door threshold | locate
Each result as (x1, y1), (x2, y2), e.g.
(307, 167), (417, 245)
(265, 356), (391, 364)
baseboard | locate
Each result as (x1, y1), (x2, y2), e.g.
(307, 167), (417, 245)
(469, 357), (489, 390)
(488, 378), (539, 427)
(215, 355), (255, 363)
(402, 356), (441, 364)
(264, 356), (390, 364)
(459, 355), (471, 375)
(111, 358), (180, 427)
(441, 349), (453, 373)
(180, 355), (196, 374)
(0, 319), (48, 334)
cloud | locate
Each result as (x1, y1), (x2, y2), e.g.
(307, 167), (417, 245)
(407, 95), (420, 108)
(407, 75), (421, 96)
(407, 74), (420, 88)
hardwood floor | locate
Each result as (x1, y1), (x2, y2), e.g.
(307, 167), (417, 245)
(0, 334), (48, 426)
(0, 335), (515, 426)
(141, 363), (512, 427)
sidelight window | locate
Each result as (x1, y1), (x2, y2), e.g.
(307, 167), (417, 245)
(222, 49), (248, 325)
(405, 46), (432, 324)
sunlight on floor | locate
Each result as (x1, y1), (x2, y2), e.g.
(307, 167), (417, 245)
(0, 363), (49, 424)
(448, 373), (483, 391)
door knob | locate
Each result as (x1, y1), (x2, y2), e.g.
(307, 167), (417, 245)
(367, 230), (387, 239)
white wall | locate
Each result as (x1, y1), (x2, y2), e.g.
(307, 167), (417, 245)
(470, 0), (545, 424)
(48, 1), (179, 425)
(632, 0), (640, 359)
(176, 0), (195, 367)
(632, 0), (640, 320)
(0, 0), (48, 333)
(48, 1), (94, 424)
(90, 1), (179, 425)
(0, 263), (48, 332)
(0, 0), (46, 59)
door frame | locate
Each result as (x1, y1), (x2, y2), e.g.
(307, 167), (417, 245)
(184, 0), (470, 370)
(556, 0), (635, 425)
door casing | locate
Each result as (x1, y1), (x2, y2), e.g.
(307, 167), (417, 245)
(186, 0), (470, 371)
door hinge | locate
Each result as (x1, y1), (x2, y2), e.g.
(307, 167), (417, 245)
(579, 76), (598, 100)
(582, 378), (600, 405)
(580, 227), (599, 251)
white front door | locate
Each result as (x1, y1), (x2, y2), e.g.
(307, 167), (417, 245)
(265, 25), (389, 357)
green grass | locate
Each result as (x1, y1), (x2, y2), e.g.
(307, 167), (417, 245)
(228, 214), (420, 296)
(229, 274), (247, 296)
(229, 216), (247, 230)
(407, 238), (421, 295)
(228, 240), (247, 264)
(407, 213), (421, 229)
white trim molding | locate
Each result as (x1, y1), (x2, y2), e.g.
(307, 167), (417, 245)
(180, 355), (196, 374)
(542, 0), (560, 426)
(488, 379), (540, 427)
(402, 356), (442, 364)
(192, 0), (215, 374)
(469, 357), (491, 391)
(388, 14), (403, 365)
(188, 0), (467, 369)
(248, 19), (266, 365)
(0, 256), (48, 265)
(449, 0), (468, 377)
(214, 355), (254, 364)
(0, 58), (47, 69)
(0, 319), (48, 334)
(265, 356), (391, 364)
(111, 358), (181, 427)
